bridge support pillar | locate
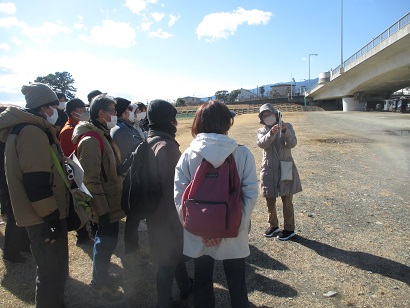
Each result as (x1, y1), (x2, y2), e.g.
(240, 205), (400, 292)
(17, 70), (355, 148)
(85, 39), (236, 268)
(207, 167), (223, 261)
(342, 97), (364, 111)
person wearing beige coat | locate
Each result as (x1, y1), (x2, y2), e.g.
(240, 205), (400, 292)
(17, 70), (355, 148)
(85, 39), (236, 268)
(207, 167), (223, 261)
(72, 94), (125, 302)
(0, 83), (70, 308)
(257, 103), (302, 241)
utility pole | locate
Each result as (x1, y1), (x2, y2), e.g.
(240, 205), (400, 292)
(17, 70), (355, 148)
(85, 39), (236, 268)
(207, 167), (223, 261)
(341, 0), (344, 72)
(308, 53), (318, 89)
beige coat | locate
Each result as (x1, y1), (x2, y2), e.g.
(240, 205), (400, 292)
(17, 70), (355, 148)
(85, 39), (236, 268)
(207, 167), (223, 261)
(72, 122), (125, 224)
(257, 122), (302, 197)
(0, 107), (69, 227)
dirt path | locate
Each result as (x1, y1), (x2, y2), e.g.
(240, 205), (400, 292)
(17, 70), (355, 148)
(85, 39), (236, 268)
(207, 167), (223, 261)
(1, 111), (409, 307)
(227, 111), (410, 307)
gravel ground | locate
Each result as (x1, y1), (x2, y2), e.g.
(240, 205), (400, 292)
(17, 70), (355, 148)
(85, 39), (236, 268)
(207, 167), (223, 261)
(0, 111), (409, 307)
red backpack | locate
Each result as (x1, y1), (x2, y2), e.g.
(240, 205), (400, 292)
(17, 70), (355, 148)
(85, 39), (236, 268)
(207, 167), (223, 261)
(181, 153), (242, 239)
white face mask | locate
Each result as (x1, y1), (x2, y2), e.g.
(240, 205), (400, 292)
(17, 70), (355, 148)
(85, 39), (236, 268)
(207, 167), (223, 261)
(136, 112), (146, 121)
(57, 101), (66, 110)
(74, 110), (90, 122)
(263, 115), (276, 126)
(104, 112), (117, 129)
(46, 107), (59, 125)
(128, 112), (135, 123)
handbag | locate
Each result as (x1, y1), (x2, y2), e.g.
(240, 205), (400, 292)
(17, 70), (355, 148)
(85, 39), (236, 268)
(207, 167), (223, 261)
(49, 146), (91, 231)
(280, 161), (293, 181)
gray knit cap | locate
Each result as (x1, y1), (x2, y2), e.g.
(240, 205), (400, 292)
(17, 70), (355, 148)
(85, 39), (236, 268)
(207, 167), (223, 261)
(21, 82), (59, 109)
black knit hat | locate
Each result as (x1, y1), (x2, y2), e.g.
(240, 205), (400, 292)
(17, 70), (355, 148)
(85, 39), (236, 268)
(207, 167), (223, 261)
(66, 98), (86, 118)
(115, 97), (131, 117)
(148, 99), (177, 125)
(87, 90), (103, 103)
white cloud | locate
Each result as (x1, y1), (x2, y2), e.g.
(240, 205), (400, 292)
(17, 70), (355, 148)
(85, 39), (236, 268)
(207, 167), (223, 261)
(140, 21), (153, 32)
(74, 22), (85, 30)
(0, 2), (16, 14)
(12, 36), (22, 45)
(0, 17), (71, 42)
(151, 12), (165, 22)
(23, 22), (71, 39)
(0, 42), (9, 51)
(125, 0), (157, 15)
(0, 48), (241, 105)
(82, 20), (136, 48)
(168, 14), (179, 27)
(196, 7), (272, 41)
(0, 16), (23, 28)
(74, 15), (85, 30)
(148, 28), (173, 39)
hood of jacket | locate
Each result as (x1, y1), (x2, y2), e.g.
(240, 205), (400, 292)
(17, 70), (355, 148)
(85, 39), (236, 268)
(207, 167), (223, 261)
(190, 133), (238, 168)
(0, 106), (57, 143)
(72, 121), (107, 144)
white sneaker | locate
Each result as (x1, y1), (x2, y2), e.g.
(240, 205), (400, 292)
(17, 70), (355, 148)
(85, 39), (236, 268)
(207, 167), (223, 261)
(138, 220), (148, 232)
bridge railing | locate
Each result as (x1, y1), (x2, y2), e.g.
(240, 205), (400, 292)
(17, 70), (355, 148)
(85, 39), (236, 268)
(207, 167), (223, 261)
(332, 11), (410, 76)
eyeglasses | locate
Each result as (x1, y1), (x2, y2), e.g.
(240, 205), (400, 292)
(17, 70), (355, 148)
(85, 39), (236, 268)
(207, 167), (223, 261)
(105, 108), (117, 115)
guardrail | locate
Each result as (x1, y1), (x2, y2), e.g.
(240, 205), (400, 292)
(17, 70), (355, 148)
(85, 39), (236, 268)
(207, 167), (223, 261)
(331, 11), (410, 76)
(176, 104), (324, 118)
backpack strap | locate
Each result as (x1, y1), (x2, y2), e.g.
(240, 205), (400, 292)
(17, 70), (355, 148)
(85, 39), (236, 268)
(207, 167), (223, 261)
(11, 123), (55, 145)
(77, 131), (107, 182)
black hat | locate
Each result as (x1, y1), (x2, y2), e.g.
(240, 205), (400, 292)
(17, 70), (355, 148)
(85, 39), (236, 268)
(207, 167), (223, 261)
(115, 97), (131, 117)
(87, 90), (103, 103)
(56, 92), (67, 101)
(137, 102), (147, 112)
(148, 99), (177, 125)
(66, 98), (86, 118)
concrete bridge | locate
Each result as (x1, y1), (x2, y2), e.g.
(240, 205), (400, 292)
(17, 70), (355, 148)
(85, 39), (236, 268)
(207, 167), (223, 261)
(307, 11), (410, 111)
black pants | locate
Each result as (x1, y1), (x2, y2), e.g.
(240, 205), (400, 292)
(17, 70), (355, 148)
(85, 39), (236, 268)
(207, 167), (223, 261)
(3, 195), (30, 258)
(124, 215), (140, 252)
(194, 255), (249, 308)
(156, 261), (191, 308)
(26, 220), (69, 308)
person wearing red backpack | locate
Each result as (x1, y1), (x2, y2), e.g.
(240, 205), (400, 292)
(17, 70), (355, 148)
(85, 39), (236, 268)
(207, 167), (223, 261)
(72, 94), (125, 302)
(174, 100), (258, 308)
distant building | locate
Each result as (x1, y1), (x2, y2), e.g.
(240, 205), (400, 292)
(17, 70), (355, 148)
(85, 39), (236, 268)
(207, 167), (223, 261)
(237, 88), (257, 102)
(270, 84), (291, 98)
(181, 96), (202, 106)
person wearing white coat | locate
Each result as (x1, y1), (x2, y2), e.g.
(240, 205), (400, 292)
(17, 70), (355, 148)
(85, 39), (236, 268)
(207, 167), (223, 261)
(174, 101), (258, 308)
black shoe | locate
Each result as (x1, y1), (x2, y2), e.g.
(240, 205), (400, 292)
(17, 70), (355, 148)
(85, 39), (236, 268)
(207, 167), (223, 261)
(277, 230), (296, 241)
(180, 278), (194, 300)
(3, 253), (26, 263)
(263, 225), (280, 237)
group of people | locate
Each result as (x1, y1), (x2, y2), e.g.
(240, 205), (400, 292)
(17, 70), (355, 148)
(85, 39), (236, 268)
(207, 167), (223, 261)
(0, 81), (302, 308)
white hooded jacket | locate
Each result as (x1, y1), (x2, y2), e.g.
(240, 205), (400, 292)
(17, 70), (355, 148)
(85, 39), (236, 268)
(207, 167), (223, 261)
(174, 133), (258, 259)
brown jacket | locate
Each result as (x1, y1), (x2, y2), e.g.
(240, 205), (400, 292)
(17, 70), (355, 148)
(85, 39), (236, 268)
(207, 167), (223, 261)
(72, 122), (125, 224)
(257, 122), (302, 198)
(0, 107), (69, 227)
(146, 130), (185, 266)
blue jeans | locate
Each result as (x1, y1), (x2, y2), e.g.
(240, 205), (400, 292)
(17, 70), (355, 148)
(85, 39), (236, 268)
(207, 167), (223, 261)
(194, 255), (249, 308)
(92, 221), (119, 286)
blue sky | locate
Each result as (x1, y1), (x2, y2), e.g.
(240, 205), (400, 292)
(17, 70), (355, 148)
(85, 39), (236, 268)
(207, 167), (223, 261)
(0, 0), (408, 105)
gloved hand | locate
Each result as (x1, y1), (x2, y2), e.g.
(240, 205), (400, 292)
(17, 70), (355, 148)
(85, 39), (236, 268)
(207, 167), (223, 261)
(99, 213), (110, 226)
(42, 209), (61, 245)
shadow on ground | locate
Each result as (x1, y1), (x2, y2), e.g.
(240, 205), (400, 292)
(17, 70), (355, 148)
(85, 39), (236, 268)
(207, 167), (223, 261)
(293, 236), (410, 286)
